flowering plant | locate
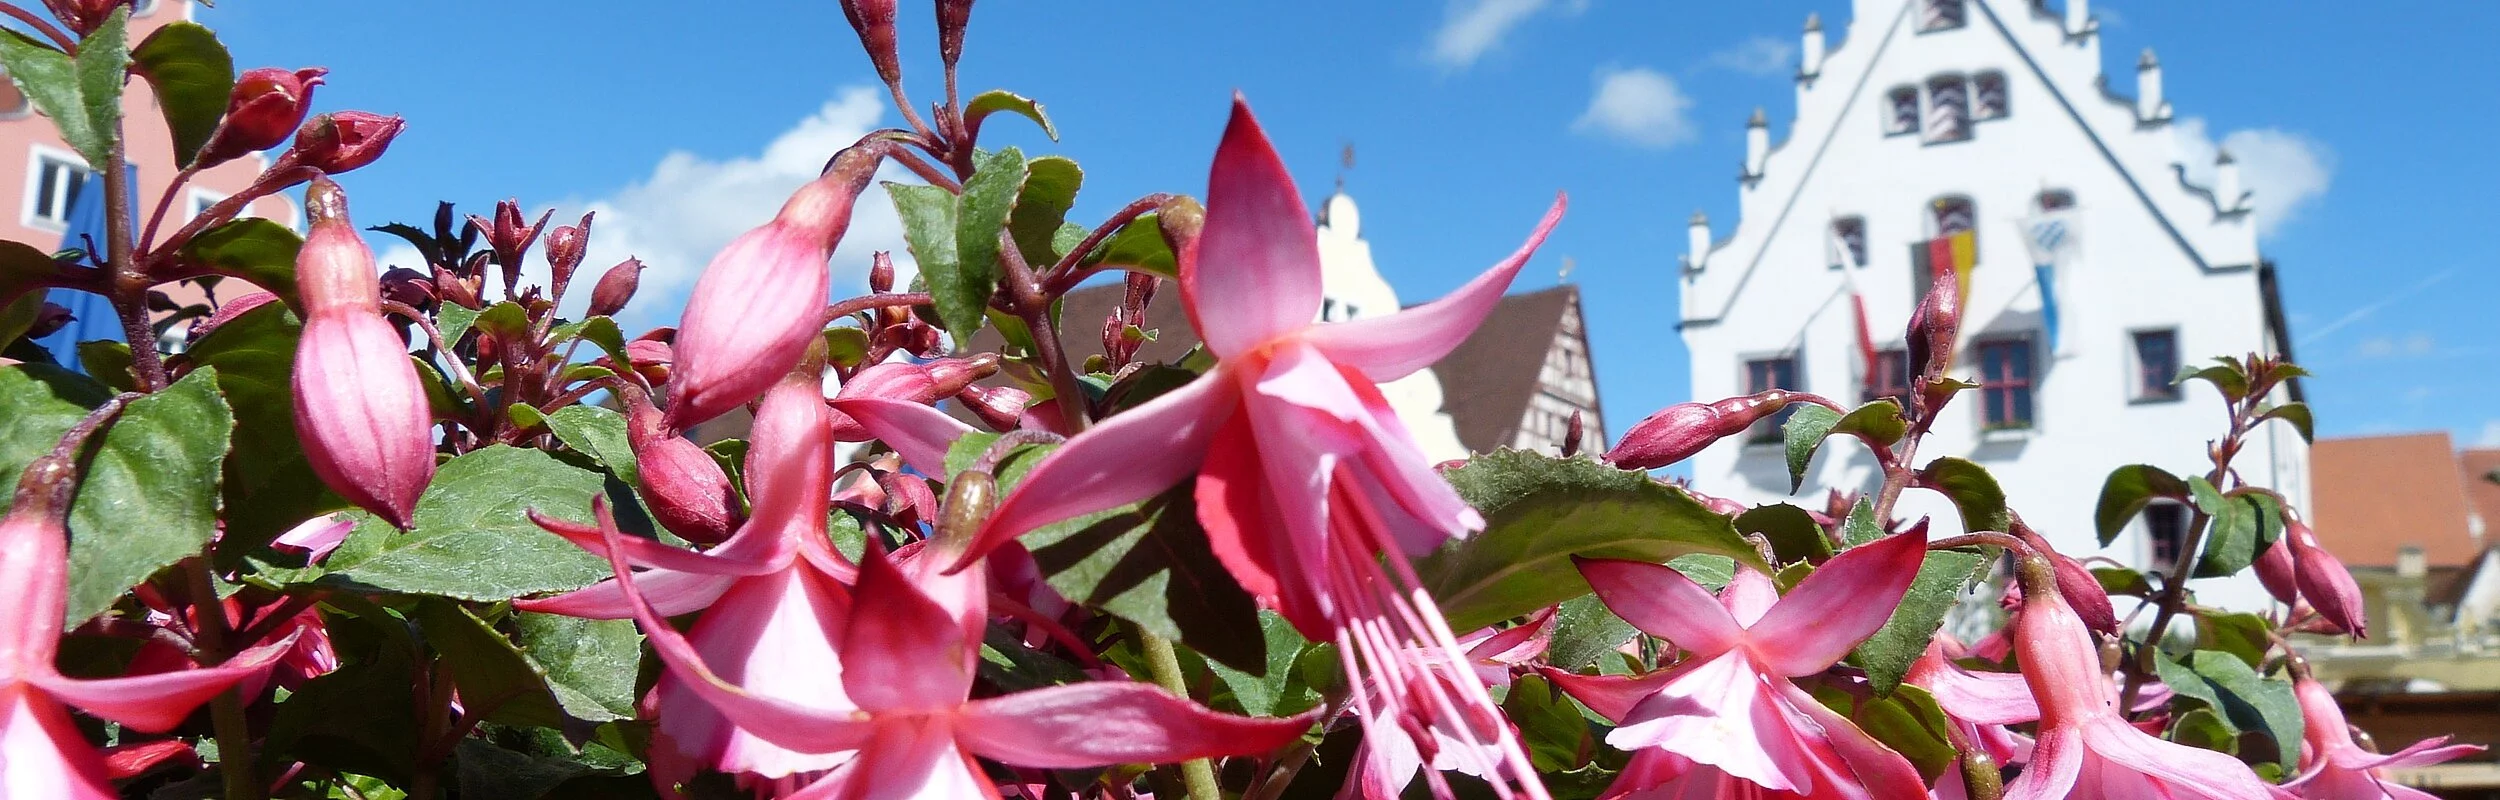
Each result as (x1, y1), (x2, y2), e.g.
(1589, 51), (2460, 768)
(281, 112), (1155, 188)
(0, 2), (2474, 799)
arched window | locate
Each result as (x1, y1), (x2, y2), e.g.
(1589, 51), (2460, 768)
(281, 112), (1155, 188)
(1884, 86), (1920, 136)
(1829, 216), (1868, 269)
(1932, 196), (1977, 237)
(1920, 0), (1967, 31)
(1973, 71), (2009, 120)
(2036, 189), (2076, 211)
(1925, 75), (1970, 142)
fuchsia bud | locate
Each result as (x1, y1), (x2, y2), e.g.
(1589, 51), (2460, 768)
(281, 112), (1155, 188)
(623, 336), (673, 386)
(196, 67), (327, 168)
(1906, 261), (1964, 408)
(868, 250), (896, 293)
(935, 0), (975, 70)
(2256, 526), (2299, 608)
(2016, 524), (2119, 635)
(377, 267), (434, 310)
(469, 199), (551, 299)
(957, 384), (1030, 432)
(27, 301), (72, 339)
(666, 146), (881, 429)
(585, 257), (643, 319)
(825, 357), (998, 440)
(291, 178), (436, 529)
(41, 0), (120, 35)
(838, 0), (902, 85)
(1603, 390), (1800, 471)
(544, 212), (594, 299)
(430, 265), (482, 310)
(290, 111), (404, 174)
(621, 386), (741, 545)
(2287, 519), (2366, 637)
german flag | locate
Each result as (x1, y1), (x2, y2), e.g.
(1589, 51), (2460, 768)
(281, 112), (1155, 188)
(1910, 229), (1977, 305)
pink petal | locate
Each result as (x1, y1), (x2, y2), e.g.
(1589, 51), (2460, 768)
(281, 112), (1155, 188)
(513, 566), (737, 619)
(1337, 367), (1484, 548)
(833, 398), (973, 476)
(1536, 667), (1678, 724)
(787, 718), (998, 800)
(1194, 410), (1305, 629)
(37, 633), (296, 733)
(661, 566), (858, 778)
(1719, 568), (1782, 627)
(1748, 530), (1929, 677)
(2080, 715), (2276, 799)
(957, 682), (1314, 768)
(1908, 641), (2040, 726)
(1302, 194), (1566, 381)
(593, 514), (874, 755)
(0, 687), (117, 799)
(963, 369), (1237, 570)
(1573, 557), (1741, 657)
(1778, 682), (1929, 800)
(2339, 737), (2484, 772)
(841, 545), (975, 714)
(528, 508), (771, 577)
(1607, 651), (1799, 793)
(271, 513), (355, 562)
(1182, 95), (1325, 357)
(1464, 606), (1557, 668)
(2000, 729), (2085, 800)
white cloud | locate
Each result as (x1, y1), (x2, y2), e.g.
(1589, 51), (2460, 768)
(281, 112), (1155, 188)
(2172, 117), (2335, 239)
(1430, 0), (1580, 69)
(2355, 332), (2437, 359)
(377, 87), (914, 331)
(1572, 66), (1695, 149)
(2480, 420), (2500, 449)
(1702, 35), (1797, 76)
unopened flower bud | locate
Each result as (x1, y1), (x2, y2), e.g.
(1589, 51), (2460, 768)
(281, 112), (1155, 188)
(2017, 525), (2117, 635)
(2287, 520), (2366, 637)
(1561, 410), (1584, 457)
(936, 469), (995, 557)
(869, 250), (896, 293)
(838, 0), (902, 85)
(668, 146), (880, 429)
(586, 257), (643, 319)
(292, 177), (435, 528)
(469, 200), (549, 300)
(1906, 262), (1964, 404)
(620, 387), (740, 544)
(1603, 391), (1798, 471)
(924, 354), (1000, 397)
(1157, 195), (1205, 254)
(935, 0), (975, 70)
(624, 336), (674, 386)
(43, 0), (120, 35)
(378, 267), (434, 310)
(2255, 533), (2299, 609)
(430, 265), (481, 310)
(957, 384), (1030, 432)
(545, 212), (594, 299)
(197, 67), (327, 168)
(27, 301), (72, 339)
(290, 111), (404, 174)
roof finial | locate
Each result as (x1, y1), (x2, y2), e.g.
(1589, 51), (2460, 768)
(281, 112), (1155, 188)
(1804, 12), (1821, 32)
(2137, 48), (2159, 70)
(2215, 149), (2235, 165)
(1748, 107), (1767, 128)
(1336, 141), (1355, 192)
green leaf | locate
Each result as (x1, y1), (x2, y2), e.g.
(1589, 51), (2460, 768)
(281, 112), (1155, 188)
(472, 301), (530, 341)
(506, 403), (545, 432)
(1022, 484), (1269, 673)
(0, 293), (41, 351)
(976, 623), (1090, 694)
(437, 304), (482, 348)
(452, 737), (616, 800)
(945, 147), (1026, 336)
(2255, 402), (2313, 443)
(821, 326), (870, 369)
(318, 446), (611, 601)
(544, 405), (636, 489)
(0, 241), (64, 315)
(1817, 683), (1957, 781)
(129, 21), (233, 167)
(0, 8), (128, 167)
(265, 639), (420, 783)
(1506, 673), (1599, 773)
(181, 300), (338, 559)
(1082, 211), (1179, 278)
(963, 89), (1058, 140)
(411, 600), (564, 728)
(888, 182), (968, 332)
(182, 218), (305, 310)
(1917, 457), (2009, 534)
(2155, 650), (2304, 768)
(2176, 361), (2249, 401)
(2092, 565), (2153, 597)
(560, 315), (629, 368)
(2094, 464), (2189, 546)
(2168, 707), (2239, 754)
(1204, 611), (1317, 717)
(510, 612), (642, 723)
(2196, 611), (2271, 669)
(1420, 450), (1772, 632)
(2190, 477), (2261, 578)
(1736, 503), (1833, 565)
(1009, 155), (1081, 267)
(1779, 404), (1842, 491)
(1841, 496), (1884, 547)
(1545, 593), (1637, 672)
(1850, 546), (1989, 694)
(75, 340), (132, 392)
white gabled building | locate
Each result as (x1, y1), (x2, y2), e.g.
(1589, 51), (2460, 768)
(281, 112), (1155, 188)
(1676, 0), (2306, 609)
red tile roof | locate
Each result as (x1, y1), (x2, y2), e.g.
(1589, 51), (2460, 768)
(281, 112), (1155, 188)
(2309, 433), (2485, 567)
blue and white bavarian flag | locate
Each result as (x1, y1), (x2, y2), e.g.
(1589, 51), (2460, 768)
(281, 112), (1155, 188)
(2017, 211), (2080, 354)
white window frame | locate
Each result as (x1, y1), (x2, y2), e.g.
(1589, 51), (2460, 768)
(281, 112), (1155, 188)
(2124, 326), (2185, 404)
(187, 187), (233, 225)
(23, 144), (90, 233)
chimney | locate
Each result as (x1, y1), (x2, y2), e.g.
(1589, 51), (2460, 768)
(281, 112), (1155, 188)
(1686, 210), (1711, 270)
(2397, 545), (2427, 580)
(2213, 150), (2242, 212)
(2136, 49), (2168, 122)
(2065, 0), (2090, 35)
(1744, 108), (1769, 179)
(1799, 14), (1825, 79)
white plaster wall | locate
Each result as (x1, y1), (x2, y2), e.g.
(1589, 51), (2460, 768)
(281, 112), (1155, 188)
(1316, 193), (1470, 462)
(1678, 0), (2304, 611)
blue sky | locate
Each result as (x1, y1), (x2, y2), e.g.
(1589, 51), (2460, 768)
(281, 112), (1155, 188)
(197, 1), (2499, 452)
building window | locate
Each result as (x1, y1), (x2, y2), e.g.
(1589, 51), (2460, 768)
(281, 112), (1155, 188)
(1865, 348), (1913, 407)
(1925, 75), (1971, 143)
(1885, 86), (1920, 136)
(27, 150), (92, 229)
(1829, 216), (1868, 269)
(188, 188), (232, 224)
(2132, 329), (2181, 402)
(1319, 297), (1360, 323)
(2143, 501), (2190, 570)
(1932, 196), (1976, 238)
(1920, 0), (1967, 31)
(1977, 338), (2036, 429)
(1973, 71), (2009, 120)
(1744, 357), (1801, 443)
(2036, 189), (2076, 211)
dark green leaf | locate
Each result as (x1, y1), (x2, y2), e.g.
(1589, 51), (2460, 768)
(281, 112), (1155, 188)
(0, 293), (41, 351)
(822, 326), (870, 369)
(1667, 554), (1738, 590)
(945, 147), (1026, 336)
(2155, 650), (2303, 768)
(453, 737), (615, 800)
(1081, 211), (1180, 279)
(318, 446), (611, 600)
(888, 182), (968, 332)
(1204, 611), (1317, 717)
(264, 642), (419, 783)
(1917, 457), (2009, 534)
(963, 89), (1058, 141)
(2190, 477), (2260, 579)
(412, 600), (564, 728)
(129, 21), (233, 167)
(2176, 362), (2249, 401)
(1545, 593), (1637, 672)
(2092, 565), (2153, 597)
(1836, 399), (1908, 447)
(181, 218), (305, 310)
(1420, 450), (1771, 632)
(1817, 683), (1957, 781)
(1736, 503), (1833, 565)
(437, 304), (482, 349)
(1022, 485), (1268, 673)
(2168, 707), (2239, 754)
(1850, 546), (1989, 694)
(2255, 402), (2313, 443)
(511, 612), (642, 723)
(181, 300), (337, 559)
(561, 316), (629, 368)
(1009, 155), (1081, 267)
(977, 623), (1091, 694)
(75, 339), (132, 392)
(0, 9), (127, 167)
(1507, 673), (1598, 773)
(2094, 464), (2189, 546)
(0, 241), (63, 315)
(1841, 496), (1883, 547)
(2196, 611), (2271, 669)
(1779, 404), (1842, 492)
(545, 405), (636, 489)
(473, 301), (530, 341)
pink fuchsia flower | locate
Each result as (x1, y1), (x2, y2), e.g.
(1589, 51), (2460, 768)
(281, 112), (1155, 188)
(665, 146), (882, 430)
(1343, 608), (1559, 798)
(1906, 635), (2036, 799)
(0, 474), (290, 797)
(1603, 391), (1813, 471)
(518, 367), (862, 790)
(592, 487), (1315, 798)
(198, 67), (327, 168)
(1540, 532), (1931, 800)
(291, 178), (435, 529)
(2000, 558), (2276, 800)
(902, 95), (1564, 798)
(2282, 675), (2481, 799)
(2256, 518), (2367, 637)
(271, 512), (356, 564)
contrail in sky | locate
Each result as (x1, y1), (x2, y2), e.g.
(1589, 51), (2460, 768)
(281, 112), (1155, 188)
(2296, 266), (2461, 347)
